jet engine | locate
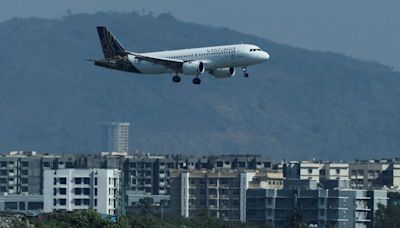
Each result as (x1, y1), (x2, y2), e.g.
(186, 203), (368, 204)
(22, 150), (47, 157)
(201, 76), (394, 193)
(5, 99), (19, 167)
(209, 67), (235, 78)
(182, 61), (205, 75)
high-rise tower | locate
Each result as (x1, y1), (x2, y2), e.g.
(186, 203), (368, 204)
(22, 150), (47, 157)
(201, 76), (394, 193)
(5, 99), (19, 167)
(101, 122), (130, 153)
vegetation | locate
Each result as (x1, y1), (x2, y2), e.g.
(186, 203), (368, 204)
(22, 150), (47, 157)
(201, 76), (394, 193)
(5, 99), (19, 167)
(375, 203), (400, 228)
(290, 209), (308, 228)
(29, 210), (268, 228)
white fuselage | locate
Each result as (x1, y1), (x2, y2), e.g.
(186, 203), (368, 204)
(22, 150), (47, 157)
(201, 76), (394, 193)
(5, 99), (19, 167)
(128, 44), (269, 74)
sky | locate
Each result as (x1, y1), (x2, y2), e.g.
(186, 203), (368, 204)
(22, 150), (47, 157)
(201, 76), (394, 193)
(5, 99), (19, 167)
(1, 0), (399, 70)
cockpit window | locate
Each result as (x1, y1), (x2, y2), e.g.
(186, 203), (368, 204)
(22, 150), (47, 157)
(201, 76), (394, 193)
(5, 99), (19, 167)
(250, 48), (262, 52)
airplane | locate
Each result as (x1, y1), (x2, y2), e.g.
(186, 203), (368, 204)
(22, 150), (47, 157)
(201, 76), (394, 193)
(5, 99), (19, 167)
(89, 26), (270, 85)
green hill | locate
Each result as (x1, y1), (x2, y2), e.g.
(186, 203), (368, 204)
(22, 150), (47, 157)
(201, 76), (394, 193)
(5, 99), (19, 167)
(0, 12), (399, 160)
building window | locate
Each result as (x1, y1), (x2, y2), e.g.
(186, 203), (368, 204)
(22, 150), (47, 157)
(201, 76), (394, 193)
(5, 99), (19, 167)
(94, 188), (97, 196)
(94, 199), (97, 207)
(53, 199), (56, 206)
(95, 178), (97, 185)
(83, 178), (90, 185)
(83, 199), (89, 205)
(59, 178), (67, 185)
(0, 170), (6, 176)
(53, 188), (57, 196)
(28, 202), (43, 210)
(19, 202), (26, 211)
(53, 178), (57, 185)
(83, 188), (90, 195)
(308, 169), (313, 174)
(59, 188), (67, 195)
(75, 199), (81, 206)
(221, 179), (229, 185)
(75, 188), (82, 195)
(75, 178), (82, 184)
(0, 162), (6, 167)
(336, 169), (340, 174)
(59, 199), (66, 206)
(21, 162), (29, 167)
(4, 202), (16, 210)
(0, 178), (6, 184)
(21, 178), (28, 184)
(21, 186), (28, 192)
(21, 170), (29, 175)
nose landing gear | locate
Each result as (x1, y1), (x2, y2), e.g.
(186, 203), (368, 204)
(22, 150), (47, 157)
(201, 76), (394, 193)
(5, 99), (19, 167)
(243, 67), (249, 77)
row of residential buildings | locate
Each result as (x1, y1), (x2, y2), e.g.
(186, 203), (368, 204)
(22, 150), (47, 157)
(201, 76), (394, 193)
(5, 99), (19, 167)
(0, 150), (399, 227)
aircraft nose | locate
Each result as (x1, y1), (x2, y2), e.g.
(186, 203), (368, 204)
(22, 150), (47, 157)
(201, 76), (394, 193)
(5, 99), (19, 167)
(262, 51), (270, 60)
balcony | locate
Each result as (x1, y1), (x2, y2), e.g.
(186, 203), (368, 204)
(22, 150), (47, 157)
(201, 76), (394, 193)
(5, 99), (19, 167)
(208, 194), (218, 199)
(356, 207), (371, 211)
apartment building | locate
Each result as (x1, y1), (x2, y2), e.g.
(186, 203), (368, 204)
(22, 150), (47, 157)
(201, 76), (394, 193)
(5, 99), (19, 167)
(43, 169), (121, 216)
(246, 180), (387, 228)
(349, 160), (400, 189)
(169, 170), (257, 222)
(0, 151), (42, 195)
(282, 159), (400, 190)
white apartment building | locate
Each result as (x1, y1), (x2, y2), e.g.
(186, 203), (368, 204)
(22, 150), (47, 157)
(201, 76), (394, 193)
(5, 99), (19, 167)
(300, 162), (325, 182)
(294, 161), (350, 182)
(323, 163), (350, 180)
(43, 169), (120, 216)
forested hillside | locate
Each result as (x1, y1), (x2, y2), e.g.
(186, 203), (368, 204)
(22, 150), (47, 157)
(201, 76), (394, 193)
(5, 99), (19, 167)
(0, 12), (399, 160)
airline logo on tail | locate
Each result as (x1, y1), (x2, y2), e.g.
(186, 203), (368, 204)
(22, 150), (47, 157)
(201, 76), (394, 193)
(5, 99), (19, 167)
(96, 26), (126, 59)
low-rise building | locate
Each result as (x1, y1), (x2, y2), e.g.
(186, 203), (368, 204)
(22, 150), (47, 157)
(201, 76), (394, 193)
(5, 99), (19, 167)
(0, 194), (43, 215)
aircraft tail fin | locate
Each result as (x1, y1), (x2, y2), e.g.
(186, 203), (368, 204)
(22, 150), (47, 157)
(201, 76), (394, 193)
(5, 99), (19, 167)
(96, 26), (126, 59)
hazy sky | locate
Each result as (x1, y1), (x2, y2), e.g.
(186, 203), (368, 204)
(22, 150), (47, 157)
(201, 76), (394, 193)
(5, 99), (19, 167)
(1, 0), (399, 70)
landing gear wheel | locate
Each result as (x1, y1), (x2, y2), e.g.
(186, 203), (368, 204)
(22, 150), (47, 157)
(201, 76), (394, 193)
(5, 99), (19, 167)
(242, 67), (249, 78)
(193, 77), (201, 85)
(172, 75), (181, 83)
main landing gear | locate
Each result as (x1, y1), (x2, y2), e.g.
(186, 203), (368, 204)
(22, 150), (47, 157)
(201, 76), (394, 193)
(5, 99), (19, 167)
(172, 73), (201, 85)
(192, 77), (201, 85)
(172, 74), (181, 83)
(243, 67), (249, 77)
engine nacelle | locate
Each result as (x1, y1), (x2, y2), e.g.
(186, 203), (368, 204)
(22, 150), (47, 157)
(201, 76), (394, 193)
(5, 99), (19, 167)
(182, 61), (205, 75)
(209, 67), (236, 78)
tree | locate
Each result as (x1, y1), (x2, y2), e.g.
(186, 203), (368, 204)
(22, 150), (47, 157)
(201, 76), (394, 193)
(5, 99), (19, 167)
(375, 204), (400, 228)
(32, 210), (114, 228)
(291, 209), (308, 228)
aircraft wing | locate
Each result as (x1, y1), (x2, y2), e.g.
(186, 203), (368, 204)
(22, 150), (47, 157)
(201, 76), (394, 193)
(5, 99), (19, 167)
(125, 51), (184, 72)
